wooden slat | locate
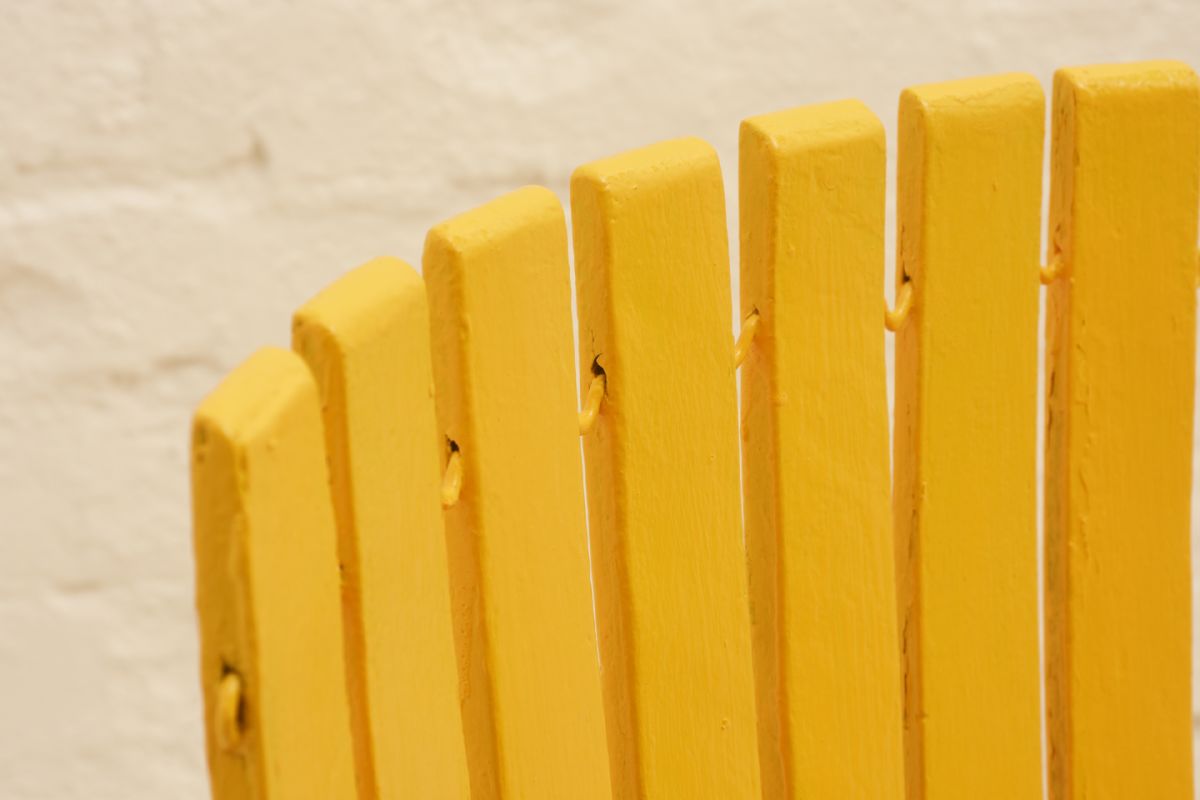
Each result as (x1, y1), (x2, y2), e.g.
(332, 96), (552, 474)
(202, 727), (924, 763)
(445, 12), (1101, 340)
(893, 75), (1043, 799)
(572, 138), (761, 799)
(1044, 61), (1199, 799)
(739, 101), (904, 799)
(423, 187), (612, 798)
(191, 348), (356, 800)
(292, 258), (471, 799)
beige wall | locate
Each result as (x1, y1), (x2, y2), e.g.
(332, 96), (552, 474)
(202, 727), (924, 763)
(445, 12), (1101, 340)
(1, 1), (1197, 797)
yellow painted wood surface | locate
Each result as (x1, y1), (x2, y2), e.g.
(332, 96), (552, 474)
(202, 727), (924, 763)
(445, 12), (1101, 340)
(893, 75), (1043, 799)
(1044, 61), (1199, 800)
(739, 101), (904, 799)
(292, 258), (471, 800)
(423, 187), (612, 798)
(191, 348), (356, 800)
(572, 139), (761, 799)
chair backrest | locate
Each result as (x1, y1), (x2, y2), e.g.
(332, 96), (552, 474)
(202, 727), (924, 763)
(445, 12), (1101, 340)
(190, 61), (1200, 800)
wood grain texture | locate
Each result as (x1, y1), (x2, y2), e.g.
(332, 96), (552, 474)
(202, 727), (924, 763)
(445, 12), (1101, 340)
(571, 138), (761, 799)
(1044, 61), (1199, 800)
(292, 258), (471, 800)
(739, 101), (904, 799)
(191, 348), (356, 800)
(423, 187), (612, 799)
(893, 74), (1043, 799)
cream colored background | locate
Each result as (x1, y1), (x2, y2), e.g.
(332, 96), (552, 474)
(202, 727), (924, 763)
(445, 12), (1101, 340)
(1, 1), (1198, 797)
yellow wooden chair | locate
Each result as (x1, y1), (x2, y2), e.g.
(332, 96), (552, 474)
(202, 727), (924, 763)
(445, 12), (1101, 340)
(190, 61), (1200, 799)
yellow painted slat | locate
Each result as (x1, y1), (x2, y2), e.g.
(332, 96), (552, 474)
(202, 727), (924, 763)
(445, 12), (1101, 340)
(292, 258), (471, 800)
(739, 101), (904, 799)
(893, 75), (1043, 799)
(423, 187), (612, 799)
(191, 348), (356, 800)
(572, 139), (761, 799)
(1044, 61), (1199, 800)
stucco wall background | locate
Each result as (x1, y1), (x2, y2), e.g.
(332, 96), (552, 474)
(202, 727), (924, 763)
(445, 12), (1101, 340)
(1, 1), (1198, 797)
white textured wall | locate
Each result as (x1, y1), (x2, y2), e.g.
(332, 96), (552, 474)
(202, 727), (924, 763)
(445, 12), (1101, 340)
(1, 1), (1197, 797)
